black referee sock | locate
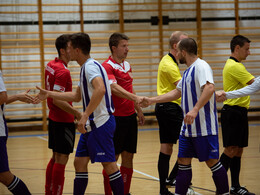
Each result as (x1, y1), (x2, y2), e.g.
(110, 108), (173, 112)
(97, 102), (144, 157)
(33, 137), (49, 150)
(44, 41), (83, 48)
(230, 156), (241, 188)
(158, 152), (171, 193)
(220, 153), (231, 172)
(168, 160), (178, 180)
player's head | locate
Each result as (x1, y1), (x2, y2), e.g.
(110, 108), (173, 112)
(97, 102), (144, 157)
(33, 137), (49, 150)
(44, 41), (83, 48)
(109, 33), (129, 53)
(230, 35), (251, 61)
(109, 32), (129, 61)
(230, 35), (251, 53)
(55, 34), (71, 57)
(177, 38), (197, 64)
(70, 33), (91, 56)
(169, 31), (188, 50)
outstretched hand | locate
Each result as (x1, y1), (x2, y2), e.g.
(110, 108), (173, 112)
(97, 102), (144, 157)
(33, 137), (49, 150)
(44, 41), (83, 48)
(17, 89), (35, 104)
(33, 86), (49, 104)
(215, 90), (227, 102)
(139, 97), (152, 108)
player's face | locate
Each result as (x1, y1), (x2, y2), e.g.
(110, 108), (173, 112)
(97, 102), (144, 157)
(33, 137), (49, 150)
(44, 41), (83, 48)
(67, 41), (76, 61)
(114, 39), (129, 60)
(176, 43), (186, 64)
(238, 42), (250, 61)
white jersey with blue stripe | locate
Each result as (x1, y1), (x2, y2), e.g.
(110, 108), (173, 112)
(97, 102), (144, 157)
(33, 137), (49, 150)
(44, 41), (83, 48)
(80, 58), (114, 132)
(177, 58), (218, 137)
(0, 71), (7, 137)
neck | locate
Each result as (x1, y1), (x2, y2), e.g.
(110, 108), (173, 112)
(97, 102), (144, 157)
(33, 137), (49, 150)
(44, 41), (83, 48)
(111, 55), (124, 64)
(186, 55), (198, 67)
(169, 49), (177, 59)
(231, 53), (241, 62)
(58, 56), (68, 65)
(77, 55), (90, 66)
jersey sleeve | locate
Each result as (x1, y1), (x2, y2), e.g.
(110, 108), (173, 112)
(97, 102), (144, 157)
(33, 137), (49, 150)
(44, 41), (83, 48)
(102, 62), (117, 84)
(0, 71), (6, 92)
(86, 63), (102, 84)
(197, 61), (214, 88)
(226, 76), (260, 99)
(163, 60), (182, 85)
(230, 63), (255, 85)
(53, 69), (70, 92)
(176, 78), (182, 92)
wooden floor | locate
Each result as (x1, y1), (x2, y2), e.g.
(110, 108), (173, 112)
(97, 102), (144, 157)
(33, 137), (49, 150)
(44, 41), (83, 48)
(1, 122), (260, 195)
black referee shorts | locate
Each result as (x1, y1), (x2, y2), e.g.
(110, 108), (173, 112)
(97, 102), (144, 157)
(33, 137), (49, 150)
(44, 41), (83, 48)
(155, 102), (183, 144)
(220, 105), (248, 148)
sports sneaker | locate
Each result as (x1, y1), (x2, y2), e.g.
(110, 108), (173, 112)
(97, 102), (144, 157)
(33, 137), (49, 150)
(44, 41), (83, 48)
(187, 187), (195, 195)
(165, 178), (176, 188)
(159, 191), (174, 195)
(230, 186), (255, 195)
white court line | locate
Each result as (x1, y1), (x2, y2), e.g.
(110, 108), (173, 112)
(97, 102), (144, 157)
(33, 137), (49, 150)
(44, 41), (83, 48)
(37, 136), (202, 195)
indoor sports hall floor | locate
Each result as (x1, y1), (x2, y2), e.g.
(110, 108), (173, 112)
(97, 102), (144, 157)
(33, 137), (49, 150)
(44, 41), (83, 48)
(1, 122), (260, 195)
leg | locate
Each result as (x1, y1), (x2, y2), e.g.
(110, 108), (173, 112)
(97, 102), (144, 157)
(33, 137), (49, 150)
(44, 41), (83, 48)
(206, 159), (229, 195)
(175, 157), (192, 195)
(73, 157), (89, 195)
(0, 171), (31, 195)
(51, 152), (69, 195)
(45, 154), (55, 195)
(120, 151), (134, 195)
(158, 143), (173, 193)
(230, 148), (243, 188)
(102, 162), (124, 195)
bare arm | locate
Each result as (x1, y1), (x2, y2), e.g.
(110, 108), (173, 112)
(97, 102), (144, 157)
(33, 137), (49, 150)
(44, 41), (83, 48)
(184, 82), (215, 124)
(36, 86), (81, 103)
(77, 77), (106, 134)
(111, 83), (142, 103)
(0, 91), (7, 105)
(6, 89), (34, 104)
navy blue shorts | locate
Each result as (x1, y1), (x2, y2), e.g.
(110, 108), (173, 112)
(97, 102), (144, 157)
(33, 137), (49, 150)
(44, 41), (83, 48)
(178, 134), (219, 162)
(75, 115), (116, 163)
(0, 136), (9, 173)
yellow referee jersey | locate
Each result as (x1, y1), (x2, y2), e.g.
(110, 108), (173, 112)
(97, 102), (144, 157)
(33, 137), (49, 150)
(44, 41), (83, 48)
(223, 57), (255, 109)
(157, 53), (182, 105)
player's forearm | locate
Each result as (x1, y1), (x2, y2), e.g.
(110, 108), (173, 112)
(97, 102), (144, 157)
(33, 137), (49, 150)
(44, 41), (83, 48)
(111, 84), (136, 101)
(53, 99), (80, 117)
(193, 83), (214, 112)
(48, 91), (79, 102)
(151, 89), (181, 104)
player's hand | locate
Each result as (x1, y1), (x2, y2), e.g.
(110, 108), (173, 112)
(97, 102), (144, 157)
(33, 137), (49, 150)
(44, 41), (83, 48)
(17, 89), (35, 104)
(184, 109), (198, 125)
(139, 97), (152, 108)
(75, 111), (82, 121)
(137, 110), (145, 125)
(215, 90), (227, 102)
(34, 86), (48, 103)
(77, 113), (88, 134)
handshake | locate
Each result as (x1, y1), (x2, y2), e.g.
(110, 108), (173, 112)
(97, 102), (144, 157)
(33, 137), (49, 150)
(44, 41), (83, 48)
(215, 90), (227, 102)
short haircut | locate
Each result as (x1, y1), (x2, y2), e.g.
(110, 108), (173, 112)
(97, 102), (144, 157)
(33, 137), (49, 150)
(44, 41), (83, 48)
(178, 38), (197, 55)
(169, 31), (188, 49)
(70, 33), (91, 55)
(109, 32), (129, 53)
(55, 34), (70, 57)
(230, 35), (251, 52)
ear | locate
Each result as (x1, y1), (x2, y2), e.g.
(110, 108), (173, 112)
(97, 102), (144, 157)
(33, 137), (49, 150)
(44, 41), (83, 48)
(59, 48), (66, 55)
(173, 43), (177, 50)
(234, 45), (240, 52)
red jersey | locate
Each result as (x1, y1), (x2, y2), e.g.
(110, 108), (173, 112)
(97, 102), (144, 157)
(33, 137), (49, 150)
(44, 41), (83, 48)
(102, 56), (135, 116)
(45, 58), (74, 123)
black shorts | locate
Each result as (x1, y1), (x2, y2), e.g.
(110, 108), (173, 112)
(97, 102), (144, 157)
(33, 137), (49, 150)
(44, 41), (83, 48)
(48, 119), (76, 154)
(155, 102), (183, 144)
(220, 105), (248, 148)
(113, 113), (138, 154)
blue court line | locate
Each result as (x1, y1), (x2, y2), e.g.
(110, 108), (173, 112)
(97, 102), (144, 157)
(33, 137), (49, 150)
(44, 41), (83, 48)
(8, 122), (260, 138)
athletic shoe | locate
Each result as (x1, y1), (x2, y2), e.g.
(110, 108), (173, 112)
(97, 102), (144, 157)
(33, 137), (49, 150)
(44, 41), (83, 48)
(165, 178), (176, 188)
(187, 187), (195, 195)
(159, 191), (174, 195)
(230, 186), (255, 195)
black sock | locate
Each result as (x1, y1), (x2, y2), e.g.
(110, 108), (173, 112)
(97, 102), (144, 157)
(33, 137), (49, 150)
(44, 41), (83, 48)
(230, 156), (241, 188)
(158, 152), (170, 193)
(219, 153), (231, 171)
(168, 160), (178, 180)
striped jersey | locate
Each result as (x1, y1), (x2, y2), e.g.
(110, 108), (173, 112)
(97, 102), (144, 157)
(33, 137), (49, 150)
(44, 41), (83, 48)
(177, 58), (218, 137)
(80, 58), (114, 132)
(0, 71), (7, 137)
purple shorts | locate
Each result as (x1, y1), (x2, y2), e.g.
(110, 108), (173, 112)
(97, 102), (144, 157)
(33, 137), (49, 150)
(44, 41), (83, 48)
(75, 115), (116, 163)
(178, 134), (219, 162)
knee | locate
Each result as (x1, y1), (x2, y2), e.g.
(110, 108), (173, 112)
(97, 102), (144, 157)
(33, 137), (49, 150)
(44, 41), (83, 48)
(55, 153), (69, 165)
(74, 157), (88, 172)
(0, 171), (14, 186)
(224, 146), (241, 157)
(160, 143), (173, 155)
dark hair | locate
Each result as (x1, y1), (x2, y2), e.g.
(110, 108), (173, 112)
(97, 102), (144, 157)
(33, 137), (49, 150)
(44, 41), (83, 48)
(70, 33), (91, 55)
(55, 34), (70, 57)
(230, 35), (251, 52)
(178, 38), (197, 55)
(109, 32), (129, 53)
